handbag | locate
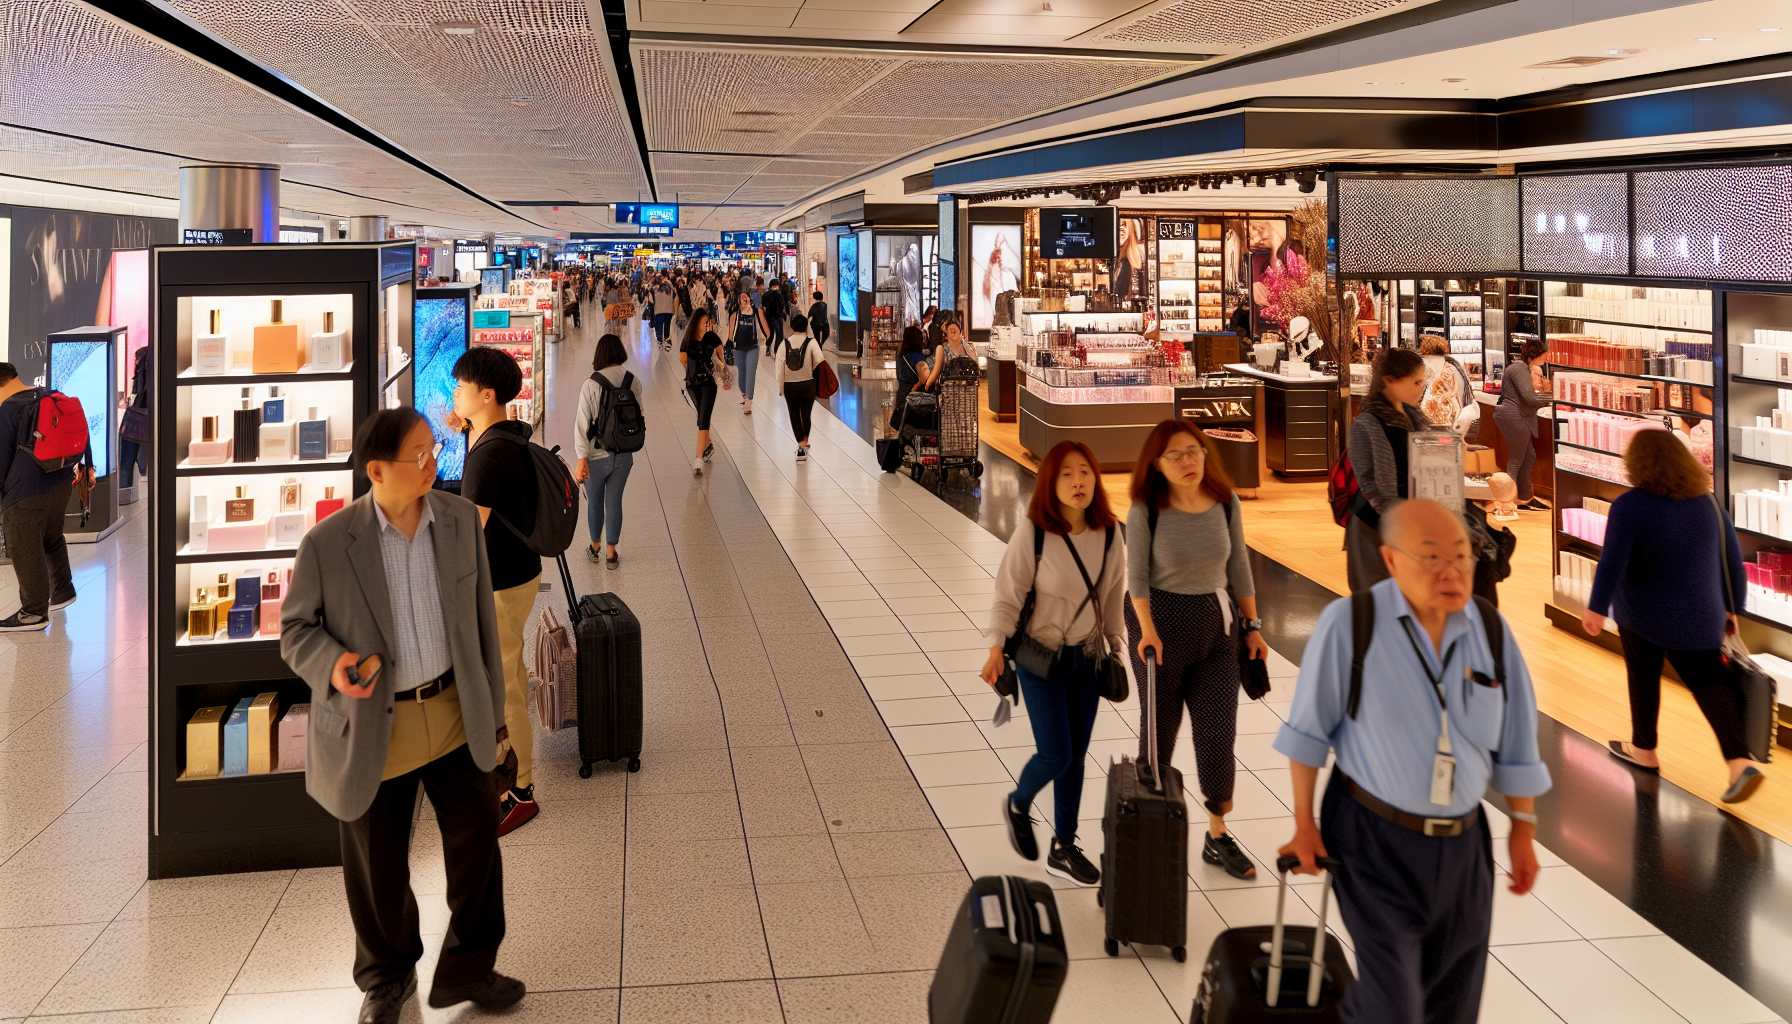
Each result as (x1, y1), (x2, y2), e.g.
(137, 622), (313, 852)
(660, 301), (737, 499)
(1063, 527), (1129, 703)
(815, 359), (840, 399)
(120, 403), (150, 444)
(1711, 493), (1775, 762)
(1002, 526), (1059, 685)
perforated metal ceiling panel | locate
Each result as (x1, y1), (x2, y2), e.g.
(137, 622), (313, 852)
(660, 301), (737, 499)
(1101, 0), (1411, 48)
(1337, 176), (1520, 274)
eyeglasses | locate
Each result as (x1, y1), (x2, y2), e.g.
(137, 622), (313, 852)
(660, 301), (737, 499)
(413, 441), (443, 471)
(1388, 545), (1474, 576)
(1159, 446), (1206, 466)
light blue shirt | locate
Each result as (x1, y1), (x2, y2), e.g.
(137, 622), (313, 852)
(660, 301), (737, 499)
(1272, 578), (1551, 818)
(373, 498), (451, 692)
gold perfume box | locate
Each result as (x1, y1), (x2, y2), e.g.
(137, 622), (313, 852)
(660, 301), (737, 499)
(185, 706), (227, 779)
(246, 692), (281, 774)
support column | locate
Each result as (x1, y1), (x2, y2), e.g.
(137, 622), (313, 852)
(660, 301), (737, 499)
(178, 164), (279, 243)
(347, 216), (388, 242)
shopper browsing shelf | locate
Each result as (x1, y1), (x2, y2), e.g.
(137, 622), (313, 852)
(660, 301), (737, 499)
(1497, 336), (1552, 510)
(980, 441), (1127, 886)
(777, 314), (823, 461)
(1125, 420), (1269, 879)
(728, 291), (769, 415)
(1277, 498), (1550, 1024)
(574, 334), (644, 568)
(680, 310), (730, 475)
(1347, 348), (1431, 592)
(1582, 429), (1763, 802)
(280, 408), (523, 1024)
(0, 362), (82, 630)
(451, 348), (543, 836)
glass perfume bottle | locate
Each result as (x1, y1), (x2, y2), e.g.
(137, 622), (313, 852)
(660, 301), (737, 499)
(194, 308), (228, 376)
(311, 311), (347, 371)
(225, 485), (254, 523)
(208, 573), (233, 635)
(232, 387), (261, 463)
(272, 477), (306, 545)
(188, 587), (217, 642)
(252, 299), (303, 374)
(297, 406), (330, 460)
(315, 486), (345, 522)
(187, 416), (232, 466)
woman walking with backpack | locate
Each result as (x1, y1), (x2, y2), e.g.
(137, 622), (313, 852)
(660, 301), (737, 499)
(728, 291), (769, 415)
(778, 314), (822, 462)
(1126, 420), (1269, 878)
(573, 334), (643, 568)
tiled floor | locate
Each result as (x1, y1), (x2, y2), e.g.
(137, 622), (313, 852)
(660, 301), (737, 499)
(0, 310), (1781, 1023)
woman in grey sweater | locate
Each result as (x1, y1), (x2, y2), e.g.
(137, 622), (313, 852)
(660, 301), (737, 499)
(1346, 348), (1430, 592)
(1496, 336), (1551, 509)
(1125, 421), (1269, 879)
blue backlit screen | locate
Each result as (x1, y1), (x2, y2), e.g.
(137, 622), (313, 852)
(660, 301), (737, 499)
(839, 235), (858, 322)
(414, 296), (469, 482)
(50, 340), (109, 475)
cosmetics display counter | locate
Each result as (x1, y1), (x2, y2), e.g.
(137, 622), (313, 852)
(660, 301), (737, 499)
(1222, 363), (1338, 478)
(149, 241), (414, 878)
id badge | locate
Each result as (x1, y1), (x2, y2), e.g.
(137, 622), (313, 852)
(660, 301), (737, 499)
(1430, 752), (1456, 806)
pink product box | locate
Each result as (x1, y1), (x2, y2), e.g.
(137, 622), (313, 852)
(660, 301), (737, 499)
(207, 517), (270, 553)
(277, 703), (308, 772)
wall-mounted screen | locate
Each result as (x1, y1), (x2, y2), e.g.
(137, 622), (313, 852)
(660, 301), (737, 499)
(838, 234), (859, 322)
(1040, 207), (1116, 259)
(971, 224), (1022, 331)
(413, 294), (469, 482)
(857, 229), (874, 294)
(480, 268), (506, 294)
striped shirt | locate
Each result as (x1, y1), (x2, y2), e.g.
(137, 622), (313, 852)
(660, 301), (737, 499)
(373, 498), (452, 692)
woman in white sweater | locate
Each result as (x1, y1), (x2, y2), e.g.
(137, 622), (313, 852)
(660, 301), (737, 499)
(571, 333), (644, 568)
(980, 440), (1127, 886)
(777, 313), (823, 462)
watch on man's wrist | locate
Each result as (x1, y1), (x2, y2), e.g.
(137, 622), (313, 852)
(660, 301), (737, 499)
(1509, 810), (1539, 826)
(1242, 618), (1263, 633)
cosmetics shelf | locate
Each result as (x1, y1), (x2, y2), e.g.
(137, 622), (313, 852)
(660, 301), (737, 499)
(176, 454), (352, 476)
(175, 362), (357, 386)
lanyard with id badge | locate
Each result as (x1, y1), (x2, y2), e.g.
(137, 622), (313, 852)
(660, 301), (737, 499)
(1399, 620), (1459, 807)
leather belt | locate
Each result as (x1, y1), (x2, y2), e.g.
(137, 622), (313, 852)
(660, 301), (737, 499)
(1348, 779), (1480, 838)
(393, 668), (455, 702)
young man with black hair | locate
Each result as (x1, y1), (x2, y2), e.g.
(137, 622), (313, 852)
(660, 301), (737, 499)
(0, 362), (80, 630)
(450, 347), (543, 835)
(281, 408), (522, 1024)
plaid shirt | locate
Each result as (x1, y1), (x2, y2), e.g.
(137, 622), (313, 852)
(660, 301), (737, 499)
(373, 498), (451, 692)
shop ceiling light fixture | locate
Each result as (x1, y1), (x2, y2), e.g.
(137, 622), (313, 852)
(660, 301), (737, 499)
(436, 20), (479, 34)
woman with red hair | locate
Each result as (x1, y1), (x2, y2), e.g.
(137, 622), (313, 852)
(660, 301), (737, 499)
(980, 441), (1127, 885)
(1127, 420), (1269, 879)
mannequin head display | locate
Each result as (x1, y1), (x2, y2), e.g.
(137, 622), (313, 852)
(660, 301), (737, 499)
(1488, 472), (1520, 521)
(1288, 316), (1323, 365)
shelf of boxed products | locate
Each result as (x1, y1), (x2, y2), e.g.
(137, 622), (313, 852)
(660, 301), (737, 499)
(178, 689), (308, 782)
(1545, 338), (1715, 384)
(1554, 451), (1630, 487)
(1023, 378), (1174, 405)
(1540, 284), (1712, 331)
(1551, 549), (1618, 634)
(1733, 329), (1792, 382)
(181, 298), (355, 379)
(176, 560), (297, 648)
(177, 468), (352, 566)
(177, 363), (357, 386)
(1552, 398), (1712, 422)
(1552, 369), (1713, 419)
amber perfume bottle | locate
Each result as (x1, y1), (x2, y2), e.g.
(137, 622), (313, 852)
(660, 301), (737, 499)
(252, 299), (303, 374)
(211, 572), (234, 625)
(225, 485), (255, 523)
(188, 587), (217, 642)
(187, 415), (232, 466)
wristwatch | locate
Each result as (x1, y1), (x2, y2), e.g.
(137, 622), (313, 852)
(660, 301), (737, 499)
(1242, 618), (1263, 633)
(1509, 810), (1539, 825)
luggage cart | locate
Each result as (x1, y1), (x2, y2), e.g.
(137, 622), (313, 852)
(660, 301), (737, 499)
(901, 357), (984, 482)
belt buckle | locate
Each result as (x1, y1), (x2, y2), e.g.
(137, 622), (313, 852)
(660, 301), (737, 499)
(1423, 817), (1458, 838)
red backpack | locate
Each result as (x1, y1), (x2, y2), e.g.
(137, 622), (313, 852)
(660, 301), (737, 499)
(19, 389), (90, 472)
(1327, 452), (1358, 527)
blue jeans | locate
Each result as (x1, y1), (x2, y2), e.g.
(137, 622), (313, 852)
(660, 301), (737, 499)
(1013, 645), (1101, 844)
(652, 313), (672, 342)
(734, 345), (760, 400)
(584, 452), (633, 547)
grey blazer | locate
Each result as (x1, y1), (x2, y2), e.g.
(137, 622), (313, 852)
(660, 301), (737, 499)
(280, 490), (506, 821)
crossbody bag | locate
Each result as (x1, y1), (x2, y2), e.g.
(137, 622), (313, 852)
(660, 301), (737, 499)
(1062, 527), (1130, 703)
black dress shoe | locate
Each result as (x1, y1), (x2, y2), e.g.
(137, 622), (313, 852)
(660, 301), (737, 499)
(358, 971), (416, 1024)
(427, 970), (527, 1010)
(1004, 794), (1039, 862)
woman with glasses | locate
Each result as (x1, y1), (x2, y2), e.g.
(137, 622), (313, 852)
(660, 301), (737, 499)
(1348, 348), (1431, 592)
(1125, 420), (1269, 879)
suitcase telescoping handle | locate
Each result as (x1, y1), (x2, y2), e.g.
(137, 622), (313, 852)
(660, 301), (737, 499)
(1268, 854), (1342, 1009)
(1141, 646), (1160, 791)
(556, 552), (581, 625)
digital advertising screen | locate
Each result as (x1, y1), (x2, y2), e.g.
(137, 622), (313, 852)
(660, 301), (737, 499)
(617, 203), (679, 235)
(480, 268), (507, 294)
(413, 294), (470, 482)
(971, 224), (1022, 330)
(838, 234), (858, 322)
(49, 336), (110, 476)
(1040, 207), (1116, 259)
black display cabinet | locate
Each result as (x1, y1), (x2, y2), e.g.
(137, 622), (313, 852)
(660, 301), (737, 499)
(148, 241), (414, 878)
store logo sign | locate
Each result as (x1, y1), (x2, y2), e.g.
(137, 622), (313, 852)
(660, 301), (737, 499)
(182, 228), (253, 245)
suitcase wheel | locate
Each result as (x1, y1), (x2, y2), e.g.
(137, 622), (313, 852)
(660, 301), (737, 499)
(1104, 937), (1119, 957)
(579, 762), (593, 779)
(627, 757), (642, 773)
(1095, 887), (1104, 908)
(1172, 946), (1186, 963)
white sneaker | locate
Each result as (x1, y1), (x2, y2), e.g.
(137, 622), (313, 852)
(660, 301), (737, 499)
(693, 458), (704, 475)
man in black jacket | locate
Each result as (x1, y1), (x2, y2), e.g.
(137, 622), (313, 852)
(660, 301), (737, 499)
(761, 278), (787, 352)
(0, 363), (78, 631)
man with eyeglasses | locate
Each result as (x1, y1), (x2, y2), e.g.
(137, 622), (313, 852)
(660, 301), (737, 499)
(281, 408), (522, 1024)
(1274, 498), (1549, 1024)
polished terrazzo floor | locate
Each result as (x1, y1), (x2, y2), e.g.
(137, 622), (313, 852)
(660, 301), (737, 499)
(0, 307), (1783, 1022)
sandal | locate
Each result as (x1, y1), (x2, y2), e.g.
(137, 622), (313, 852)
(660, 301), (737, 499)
(1608, 740), (1660, 774)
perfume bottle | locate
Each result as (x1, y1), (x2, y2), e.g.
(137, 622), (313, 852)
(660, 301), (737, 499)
(189, 492), (210, 552)
(232, 387), (261, 463)
(297, 406), (330, 460)
(311, 311), (347, 371)
(252, 299), (303, 374)
(261, 569), (284, 601)
(259, 570), (284, 636)
(262, 385), (285, 424)
(225, 485), (254, 523)
(315, 486), (345, 522)
(187, 416), (232, 466)
(259, 415), (295, 462)
(194, 308), (228, 376)
(188, 587), (217, 642)
(279, 477), (301, 512)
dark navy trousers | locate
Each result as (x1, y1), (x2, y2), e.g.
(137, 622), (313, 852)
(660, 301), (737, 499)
(1320, 772), (1494, 1024)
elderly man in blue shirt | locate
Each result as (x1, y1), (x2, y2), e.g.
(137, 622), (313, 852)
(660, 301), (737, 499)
(1276, 498), (1550, 1024)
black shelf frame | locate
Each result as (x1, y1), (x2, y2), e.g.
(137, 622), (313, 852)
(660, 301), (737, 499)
(1731, 454), (1792, 473)
(150, 241), (414, 879)
(1730, 374), (1792, 389)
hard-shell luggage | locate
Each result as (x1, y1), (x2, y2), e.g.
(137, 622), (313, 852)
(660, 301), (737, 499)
(555, 554), (643, 777)
(1191, 856), (1352, 1023)
(1099, 648), (1190, 960)
(929, 875), (1068, 1024)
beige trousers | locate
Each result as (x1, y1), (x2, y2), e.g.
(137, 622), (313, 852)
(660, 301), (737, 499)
(380, 683), (468, 782)
(493, 575), (541, 789)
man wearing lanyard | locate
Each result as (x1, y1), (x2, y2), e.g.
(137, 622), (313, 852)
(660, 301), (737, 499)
(1276, 499), (1550, 1023)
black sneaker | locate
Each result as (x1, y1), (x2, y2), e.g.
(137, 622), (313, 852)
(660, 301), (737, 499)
(1203, 831), (1257, 879)
(359, 970), (416, 1024)
(796, 447), (807, 463)
(1046, 838), (1100, 886)
(586, 545), (604, 563)
(426, 970), (526, 1011)
(605, 552), (620, 570)
(1004, 794), (1039, 861)
(0, 611), (48, 632)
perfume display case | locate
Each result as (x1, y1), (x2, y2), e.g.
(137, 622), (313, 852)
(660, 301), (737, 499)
(47, 326), (125, 542)
(149, 241), (413, 878)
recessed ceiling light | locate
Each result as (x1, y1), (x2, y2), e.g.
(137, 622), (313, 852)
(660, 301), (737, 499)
(1695, 36), (1716, 41)
(1763, 26), (1783, 31)
(436, 20), (478, 34)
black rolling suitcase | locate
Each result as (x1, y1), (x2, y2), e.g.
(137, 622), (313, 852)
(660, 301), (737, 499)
(1099, 647), (1190, 960)
(929, 875), (1067, 1024)
(556, 554), (643, 778)
(1191, 856), (1352, 1023)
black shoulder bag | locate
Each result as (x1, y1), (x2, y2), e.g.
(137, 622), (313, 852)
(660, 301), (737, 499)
(1064, 526), (1130, 703)
(999, 526), (1055, 696)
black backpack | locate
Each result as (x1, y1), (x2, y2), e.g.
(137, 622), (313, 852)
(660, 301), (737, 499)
(475, 430), (580, 557)
(783, 336), (810, 372)
(589, 371), (646, 454)
(1348, 590), (1506, 729)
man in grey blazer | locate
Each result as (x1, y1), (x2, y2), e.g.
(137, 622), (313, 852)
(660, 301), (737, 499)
(281, 408), (525, 1024)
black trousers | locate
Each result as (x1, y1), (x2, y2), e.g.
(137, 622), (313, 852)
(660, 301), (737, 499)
(2, 482), (74, 618)
(1322, 772), (1494, 1024)
(341, 743), (505, 991)
(1619, 629), (1749, 760)
(784, 379), (817, 443)
(1124, 591), (1239, 814)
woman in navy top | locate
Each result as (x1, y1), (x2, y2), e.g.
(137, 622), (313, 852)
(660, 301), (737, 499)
(1582, 429), (1761, 803)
